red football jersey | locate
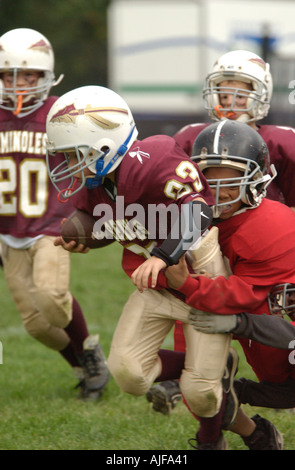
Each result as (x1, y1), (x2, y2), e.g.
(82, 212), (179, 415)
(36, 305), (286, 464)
(176, 198), (295, 382)
(174, 122), (295, 206)
(72, 134), (214, 288)
(179, 199), (295, 314)
(0, 96), (75, 238)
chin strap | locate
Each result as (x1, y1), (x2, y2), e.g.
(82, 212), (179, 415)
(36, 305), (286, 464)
(57, 178), (79, 203)
(86, 124), (137, 190)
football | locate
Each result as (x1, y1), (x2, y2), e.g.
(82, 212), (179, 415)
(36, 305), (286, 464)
(61, 209), (114, 249)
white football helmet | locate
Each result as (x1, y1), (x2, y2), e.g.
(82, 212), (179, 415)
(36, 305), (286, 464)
(203, 50), (273, 123)
(0, 28), (63, 116)
(46, 85), (138, 200)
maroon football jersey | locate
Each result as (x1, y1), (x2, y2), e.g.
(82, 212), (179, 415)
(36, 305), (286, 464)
(0, 96), (75, 238)
(174, 122), (295, 207)
(72, 134), (214, 276)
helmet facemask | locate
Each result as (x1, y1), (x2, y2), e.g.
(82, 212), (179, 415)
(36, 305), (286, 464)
(46, 143), (109, 201)
(203, 50), (273, 123)
(203, 73), (270, 123)
(0, 68), (61, 116)
(268, 284), (295, 321)
(199, 154), (272, 217)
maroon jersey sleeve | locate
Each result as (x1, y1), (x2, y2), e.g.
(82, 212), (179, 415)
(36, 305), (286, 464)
(173, 123), (210, 156)
(258, 125), (295, 206)
(0, 96), (75, 238)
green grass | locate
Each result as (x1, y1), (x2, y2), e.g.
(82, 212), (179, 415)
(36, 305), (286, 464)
(0, 243), (294, 450)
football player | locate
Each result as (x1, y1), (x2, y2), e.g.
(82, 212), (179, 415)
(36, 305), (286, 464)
(174, 49), (295, 210)
(161, 120), (295, 449)
(147, 48), (295, 420)
(45, 84), (237, 424)
(0, 28), (110, 400)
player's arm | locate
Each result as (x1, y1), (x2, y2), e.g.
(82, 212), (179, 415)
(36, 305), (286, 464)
(131, 198), (213, 291)
(166, 265), (269, 314)
(150, 198), (213, 266)
(189, 310), (295, 350)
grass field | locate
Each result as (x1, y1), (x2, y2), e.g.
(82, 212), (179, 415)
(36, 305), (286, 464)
(0, 242), (294, 451)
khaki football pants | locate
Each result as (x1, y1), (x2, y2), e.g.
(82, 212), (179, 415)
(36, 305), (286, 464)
(108, 288), (231, 418)
(1, 236), (72, 350)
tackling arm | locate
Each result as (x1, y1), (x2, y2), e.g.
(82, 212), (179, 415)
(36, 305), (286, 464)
(189, 310), (295, 350)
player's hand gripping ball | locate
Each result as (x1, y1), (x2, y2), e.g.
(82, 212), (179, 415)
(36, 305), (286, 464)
(61, 209), (114, 249)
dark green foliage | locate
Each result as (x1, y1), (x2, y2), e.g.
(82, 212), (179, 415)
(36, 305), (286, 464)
(0, 0), (110, 94)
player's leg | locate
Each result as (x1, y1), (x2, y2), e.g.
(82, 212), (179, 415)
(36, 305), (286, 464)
(30, 236), (110, 398)
(108, 289), (175, 396)
(180, 321), (231, 417)
(1, 242), (70, 350)
(146, 321), (185, 414)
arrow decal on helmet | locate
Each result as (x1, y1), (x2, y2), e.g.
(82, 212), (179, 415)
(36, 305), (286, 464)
(29, 39), (52, 54)
(249, 57), (267, 70)
(50, 104), (128, 129)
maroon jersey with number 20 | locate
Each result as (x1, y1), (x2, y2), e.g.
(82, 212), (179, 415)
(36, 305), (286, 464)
(0, 96), (75, 238)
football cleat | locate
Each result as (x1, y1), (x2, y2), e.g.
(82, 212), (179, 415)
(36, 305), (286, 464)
(146, 380), (182, 415)
(189, 433), (228, 450)
(77, 335), (110, 401)
(242, 414), (284, 450)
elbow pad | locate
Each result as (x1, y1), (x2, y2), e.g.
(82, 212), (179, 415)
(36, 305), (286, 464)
(151, 200), (213, 266)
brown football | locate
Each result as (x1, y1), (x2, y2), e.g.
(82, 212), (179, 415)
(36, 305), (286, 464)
(61, 209), (114, 249)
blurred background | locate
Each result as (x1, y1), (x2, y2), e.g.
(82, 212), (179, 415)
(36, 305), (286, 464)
(1, 0), (295, 137)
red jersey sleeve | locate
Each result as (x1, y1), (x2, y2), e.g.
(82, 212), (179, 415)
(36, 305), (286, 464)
(178, 274), (270, 314)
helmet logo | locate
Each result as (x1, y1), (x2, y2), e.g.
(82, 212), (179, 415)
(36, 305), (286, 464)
(29, 39), (52, 55)
(50, 104), (127, 129)
(249, 58), (266, 70)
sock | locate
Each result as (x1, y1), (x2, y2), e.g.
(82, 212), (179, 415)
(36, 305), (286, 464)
(197, 392), (227, 443)
(59, 342), (81, 367)
(156, 349), (185, 381)
(64, 297), (89, 355)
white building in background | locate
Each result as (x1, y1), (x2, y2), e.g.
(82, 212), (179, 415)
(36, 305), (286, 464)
(108, 0), (295, 132)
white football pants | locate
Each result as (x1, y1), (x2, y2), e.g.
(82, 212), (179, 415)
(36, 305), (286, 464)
(108, 288), (231, 418)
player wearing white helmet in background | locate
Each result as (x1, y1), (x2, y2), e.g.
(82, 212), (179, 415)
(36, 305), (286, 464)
(174, 50), (295, 209)
(0, 28), (110, 400)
